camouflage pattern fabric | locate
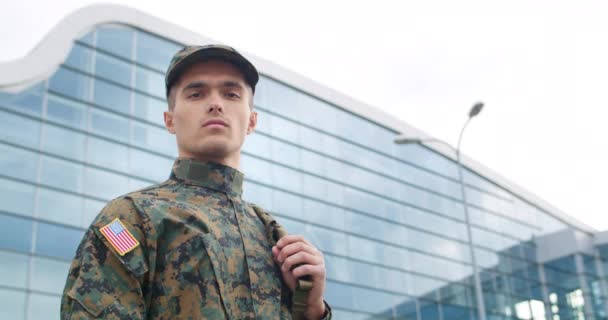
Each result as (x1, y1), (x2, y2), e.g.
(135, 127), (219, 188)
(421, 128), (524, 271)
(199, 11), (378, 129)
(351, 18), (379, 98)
(61, 158), (331, 319)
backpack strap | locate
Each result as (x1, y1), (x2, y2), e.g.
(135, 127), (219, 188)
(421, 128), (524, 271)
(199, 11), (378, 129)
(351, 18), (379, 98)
(252, 205), (313, 320)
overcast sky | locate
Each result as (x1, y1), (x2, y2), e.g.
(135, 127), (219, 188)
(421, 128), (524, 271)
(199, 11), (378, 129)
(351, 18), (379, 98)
(2, 0), (607, 230)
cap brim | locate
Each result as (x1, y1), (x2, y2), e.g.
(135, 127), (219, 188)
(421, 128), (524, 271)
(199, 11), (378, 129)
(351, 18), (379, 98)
(166, 48), (259, 96)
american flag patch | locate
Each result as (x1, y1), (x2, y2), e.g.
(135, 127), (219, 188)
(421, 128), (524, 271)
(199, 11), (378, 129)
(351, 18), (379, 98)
(99, 218), (140, 256)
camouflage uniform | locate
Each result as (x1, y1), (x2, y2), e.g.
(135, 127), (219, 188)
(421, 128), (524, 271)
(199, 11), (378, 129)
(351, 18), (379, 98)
(61, 158), (331, 319)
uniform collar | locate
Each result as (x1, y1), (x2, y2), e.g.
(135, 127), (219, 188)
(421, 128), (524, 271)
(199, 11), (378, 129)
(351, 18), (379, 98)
(170, 158), (244, 196)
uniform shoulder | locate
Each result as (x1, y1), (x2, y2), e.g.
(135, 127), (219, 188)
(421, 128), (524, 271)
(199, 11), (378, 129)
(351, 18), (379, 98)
(90, 180), (175, 228)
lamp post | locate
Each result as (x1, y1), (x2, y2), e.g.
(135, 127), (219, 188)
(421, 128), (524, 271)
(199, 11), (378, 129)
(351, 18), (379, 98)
(394, 102), (486, 320)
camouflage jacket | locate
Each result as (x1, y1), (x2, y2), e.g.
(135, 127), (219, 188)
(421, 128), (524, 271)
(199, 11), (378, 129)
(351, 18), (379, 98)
(61, 158), (331, 319)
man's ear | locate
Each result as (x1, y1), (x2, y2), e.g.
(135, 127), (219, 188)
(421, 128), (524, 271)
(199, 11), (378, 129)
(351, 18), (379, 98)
(164, 111), (176, 134)
(247, 111), (258, 135)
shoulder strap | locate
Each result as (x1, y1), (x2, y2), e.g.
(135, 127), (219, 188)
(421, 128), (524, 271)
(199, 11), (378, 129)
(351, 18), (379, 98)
(251, 205), (313, 320)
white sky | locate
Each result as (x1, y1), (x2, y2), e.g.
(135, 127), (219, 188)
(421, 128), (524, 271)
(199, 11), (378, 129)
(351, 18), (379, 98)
(2, 0), (607, 230)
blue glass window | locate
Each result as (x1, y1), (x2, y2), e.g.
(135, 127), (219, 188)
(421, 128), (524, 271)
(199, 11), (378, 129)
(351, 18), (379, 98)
(49, 67), (90, 101)
(86, 137), (129, 172)
(136, 31), (182, 71)
(0, 144), (38, 182)
(77, 30), (94, 46)
(131, 121), (176, 156)
(0, 289), (26, 320)
(83, 167), (130, 200)
(272, 188), (303, 219)
(242, 181), (273, 211)
(35, 222), (83, 260)
(30, 257), (72, 294)
(46, 93), (87, 129)
(0, 82), (44, 116)
(0, 213), (32, 253)
(0, 110), (41, 149)
(270, 139), (300, 168)
(28, 294), (61, 320)
(39, 156), (82, 192)
(95, 52), (132, 86)
(90, 108), (129, 143)
(241, 155), (272, 185)
(133, 93), (166, 126)
(37, 188), (83, 227)
(65, 43), (94, 73)
(95, 25), (134, 59)
(0, 251), (29, 289)
(129, 149), (173, 182)
(42, 124), (86, 161)
(242, 132), (272, 155)
(135, 67), (165, 97)
(83, 198), (106, 227)
(93, 80), (131, 113)
(0, 178), (35, 217)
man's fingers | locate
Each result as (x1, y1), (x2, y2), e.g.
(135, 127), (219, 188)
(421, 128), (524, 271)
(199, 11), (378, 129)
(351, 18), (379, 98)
(275, 234), (314, 249)
(292, 264), (326, 279)
(276, 241), (320, 263)
(280, 251), (323, 272)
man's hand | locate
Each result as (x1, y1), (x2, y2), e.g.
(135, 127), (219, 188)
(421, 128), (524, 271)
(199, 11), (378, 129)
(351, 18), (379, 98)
(272, 235), (327, 319)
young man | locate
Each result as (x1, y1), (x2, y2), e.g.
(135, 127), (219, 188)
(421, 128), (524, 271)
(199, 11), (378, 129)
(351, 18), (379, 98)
(61, 45), (331, 319)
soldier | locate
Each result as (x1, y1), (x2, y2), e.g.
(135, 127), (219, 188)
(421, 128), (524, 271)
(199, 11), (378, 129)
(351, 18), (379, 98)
(61, 45), (331, 319)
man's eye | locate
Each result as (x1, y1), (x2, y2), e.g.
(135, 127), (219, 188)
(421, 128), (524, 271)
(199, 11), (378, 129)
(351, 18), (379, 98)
(188, 92), (201, 98)
(225, 92), (240, 99)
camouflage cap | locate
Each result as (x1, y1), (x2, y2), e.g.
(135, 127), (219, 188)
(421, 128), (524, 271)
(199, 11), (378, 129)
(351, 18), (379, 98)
(165, 44), (259, 97)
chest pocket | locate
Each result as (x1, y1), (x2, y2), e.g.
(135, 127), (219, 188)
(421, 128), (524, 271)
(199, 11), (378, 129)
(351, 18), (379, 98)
(151, 233), (233, 319)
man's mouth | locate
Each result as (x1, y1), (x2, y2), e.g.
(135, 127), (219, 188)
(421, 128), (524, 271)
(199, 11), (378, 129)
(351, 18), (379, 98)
(202, 119), (229, 128)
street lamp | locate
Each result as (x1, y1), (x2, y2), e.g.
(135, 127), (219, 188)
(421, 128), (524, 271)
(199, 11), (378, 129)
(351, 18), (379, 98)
(394, 101), (486, 320)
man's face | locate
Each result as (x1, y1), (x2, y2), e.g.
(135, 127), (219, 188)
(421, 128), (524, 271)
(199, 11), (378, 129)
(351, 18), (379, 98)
(164, 60), (257, 163)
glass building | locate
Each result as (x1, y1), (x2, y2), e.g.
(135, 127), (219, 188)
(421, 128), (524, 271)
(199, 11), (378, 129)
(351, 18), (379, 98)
(1, 4), (607, 320)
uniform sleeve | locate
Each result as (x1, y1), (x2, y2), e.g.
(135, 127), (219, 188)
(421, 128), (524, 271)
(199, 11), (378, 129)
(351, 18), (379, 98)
(61, 197), (156, 319)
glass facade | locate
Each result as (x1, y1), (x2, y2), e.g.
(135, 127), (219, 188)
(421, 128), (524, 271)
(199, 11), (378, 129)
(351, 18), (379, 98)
(0, 22), (606, 320)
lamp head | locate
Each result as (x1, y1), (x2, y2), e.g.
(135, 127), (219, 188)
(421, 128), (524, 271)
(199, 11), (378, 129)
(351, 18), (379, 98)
(469, 102), (484, 118)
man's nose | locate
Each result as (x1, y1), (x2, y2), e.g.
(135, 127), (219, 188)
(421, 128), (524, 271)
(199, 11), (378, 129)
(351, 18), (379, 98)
(206, 94), (224, 113)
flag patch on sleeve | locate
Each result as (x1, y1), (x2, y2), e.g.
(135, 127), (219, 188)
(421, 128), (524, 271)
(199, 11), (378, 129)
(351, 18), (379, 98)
(99, 218), (140, 256)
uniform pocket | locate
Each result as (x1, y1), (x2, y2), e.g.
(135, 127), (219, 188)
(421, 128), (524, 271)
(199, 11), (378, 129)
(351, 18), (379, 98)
(154, 233), (231, 318)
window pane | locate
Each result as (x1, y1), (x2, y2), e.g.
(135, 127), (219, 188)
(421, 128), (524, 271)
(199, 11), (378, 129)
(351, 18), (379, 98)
(83, 198), (105, 228)
(93, 80), (131, 113)
(0, 213), (32, 253)
(130, 149), (172, 182)
(0, 144), (38, 182)
(37, 188), (83, 227)
(39, 156), (82, 192)
(0, 288), (26, 320)
(46, 93), (87, 129)
(0, 110), (41, 148)
(0, 251), (29, 288)
(83, 167), (130, 200)
(132, 122), (176, 156)
(0, 82), (44, 116)
(95, 25), (133, 59)
(29, 293), (61, 320)
(35, 222), (83, 260)
(94, 52), (132, 86)
(64, 43), (93, 73)
(136, 31), (181, 71)
(90, 108), (129, 143)
(135, 67), (164, 97)
(42, 124), (86, 161)
(133, 93), (166, 126)
(86, 137), (129, 172)
(0, 178), (35, 217)
(48, 67), (90, 101)
(31, 257), (71, 294)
